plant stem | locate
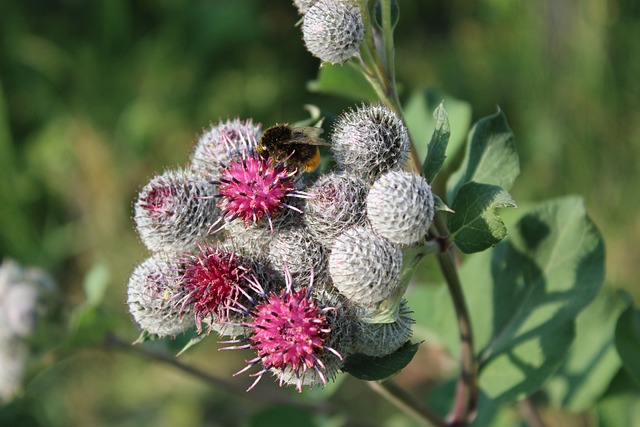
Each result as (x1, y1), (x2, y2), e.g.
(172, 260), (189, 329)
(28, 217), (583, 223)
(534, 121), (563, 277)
(104, 333), (328, 413)
(368, 380), (447, 427)
(518, 397), (547, 427)
(356, 1), (479, 423)
(436, 248), (478, 425)
(380, 0), (396, 80)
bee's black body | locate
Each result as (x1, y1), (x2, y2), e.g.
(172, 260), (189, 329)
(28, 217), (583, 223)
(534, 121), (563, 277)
(258, 124), (329, 172)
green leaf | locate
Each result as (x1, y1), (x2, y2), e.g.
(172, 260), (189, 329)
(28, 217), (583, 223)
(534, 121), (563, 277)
(446, 108), (519, 204)
(175, 333), (207, 357)
(448, 182), (517, 254)
(406, 284), (458, 353)
(374, 0), (400, 30)
(132, 330), (156, 344)
(477, 197), (605, 402)
(307, 63), (377, 101)
(616, 305), (640, 385)
(404, 89), (471, 170)
(409, 196), (605, 403)
(596, 370), (640, 427)
(480, 319), (576, 405)
(434, 194), (454, 213)
(82, 261), (110, 306)
(597, 393), (640, 427)
(544, 287), (630, 410)
(344, 341), (420, 381)
(421, 102), (450, 183)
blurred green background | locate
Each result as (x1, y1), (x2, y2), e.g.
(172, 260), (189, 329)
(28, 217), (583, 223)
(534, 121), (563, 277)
(0, 0), (638, 426)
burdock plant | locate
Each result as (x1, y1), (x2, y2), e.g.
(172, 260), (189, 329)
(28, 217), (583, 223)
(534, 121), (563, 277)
(123, 1), (630, 426)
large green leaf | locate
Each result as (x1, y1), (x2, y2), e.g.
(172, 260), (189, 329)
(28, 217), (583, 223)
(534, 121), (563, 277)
(409, 196), (605, 403)
(448, 182), (517, 254)
(596, 370), (640, 427)
(544, 287), (629, 410)
(404, 89), (471, 170)
(446, 108), (519, 204)
(615, 305), (640, 385)
(477, 197), (604, 402)
(307, 63), (377, 101)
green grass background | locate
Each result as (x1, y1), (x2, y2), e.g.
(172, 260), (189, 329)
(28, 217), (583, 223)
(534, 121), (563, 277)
(0, 0), (638, 425)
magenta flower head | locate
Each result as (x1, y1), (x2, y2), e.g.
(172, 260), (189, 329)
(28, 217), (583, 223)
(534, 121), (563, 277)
(224, 269), (356, 392)
(213, 151), (306, 231)
(178, 244), (254, 335)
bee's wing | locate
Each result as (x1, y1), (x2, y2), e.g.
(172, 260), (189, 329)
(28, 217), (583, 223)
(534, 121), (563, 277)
(287, 127), (331, 146)
(292, 126), (324, 137)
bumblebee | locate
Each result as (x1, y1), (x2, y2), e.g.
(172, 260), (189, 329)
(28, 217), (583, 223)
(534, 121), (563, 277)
(257, 123), (330, 172)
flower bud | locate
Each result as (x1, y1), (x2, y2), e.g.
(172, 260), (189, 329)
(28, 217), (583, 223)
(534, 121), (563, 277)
(332, 104), (409, 181)
(134, 168), (219, 254)
(223, 196), (303, 258)
(302, 0), (364, 64)
(354, 299), (414, 357)
(267, 223), (328, 286)
(190, 118), (261, 179)
(367, 171), (435, 245)
(328, 225), (403, 308)
(127, 255), (194, 337)
(303, 172), (368, 247)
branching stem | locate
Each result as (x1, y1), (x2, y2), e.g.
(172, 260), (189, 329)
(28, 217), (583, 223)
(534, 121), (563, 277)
(368, 380), (447, 427)
(104, 334), (328, 413)
(356, 1), (479, 424)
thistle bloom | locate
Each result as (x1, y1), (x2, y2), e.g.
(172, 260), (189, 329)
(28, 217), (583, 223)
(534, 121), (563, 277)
(303, 172), (368, 247)
(224, 270), (355, 392)
(267, 223), (328, 286)
(332, 104), (410, 181)
(367, 170), (435, 245)
(214, 152), (305, 231)
(329, 225), (403, 316)
(127, 255), (194, 337)
(134, 168), (219, 253)
(302, 0), (364, 64)
(190, 118), (262, 179)
(354, 299), (414, 357)
(178, 244), (250, 334)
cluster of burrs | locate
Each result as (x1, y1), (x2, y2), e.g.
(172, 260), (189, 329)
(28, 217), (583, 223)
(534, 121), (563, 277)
(127, 103), (435, 392)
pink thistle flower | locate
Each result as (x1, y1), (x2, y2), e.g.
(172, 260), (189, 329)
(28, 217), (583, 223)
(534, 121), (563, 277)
(250, 287), (331, 382)
(178, 245), (248, 333)
(213, 152), (306, 231)
(222, 270), (355, 392)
